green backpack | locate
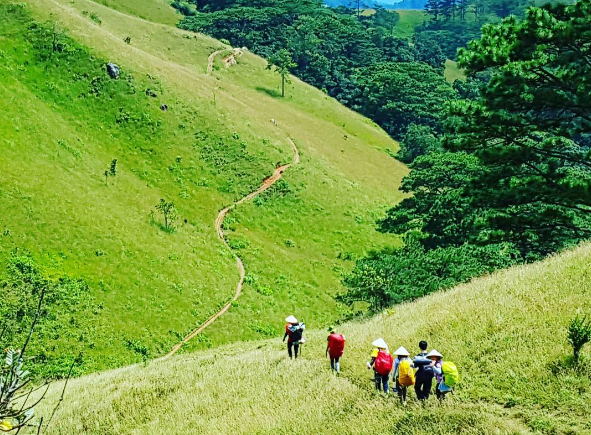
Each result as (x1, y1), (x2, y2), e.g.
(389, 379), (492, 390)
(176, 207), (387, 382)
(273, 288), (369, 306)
(441, 361), (460, 387)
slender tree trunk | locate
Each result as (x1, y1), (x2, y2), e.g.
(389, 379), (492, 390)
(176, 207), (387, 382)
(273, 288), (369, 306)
(281, 74), (285, 97)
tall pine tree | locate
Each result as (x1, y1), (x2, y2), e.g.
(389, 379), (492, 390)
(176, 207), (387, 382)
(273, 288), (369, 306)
(425, 0), (443, 21)
(448, 1), (591, 256)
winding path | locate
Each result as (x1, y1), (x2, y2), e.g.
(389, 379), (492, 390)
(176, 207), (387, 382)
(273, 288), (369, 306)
(207, 48), (230, 75)
(163, 138), (300, 358)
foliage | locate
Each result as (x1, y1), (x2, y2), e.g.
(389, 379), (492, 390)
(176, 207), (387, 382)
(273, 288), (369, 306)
(179, 1), (450, 137)
(339, 238), (517, 311)
(0, 288), (77, 434)
(449, 1), (591, 257)
(379, 152), (483, 248)
(0, 348), (38, 433)
(155, 199), (178, 232)
(0, 252), (93, 378)
(396, 124), (441, 164)
(351, 62), (455, 137)
(346, 1), (591, 314)
(266, 49), (296, 97)
(413, 32), (447, 69)
(103, 158), (117, 184)
(567, 315), (591, 363)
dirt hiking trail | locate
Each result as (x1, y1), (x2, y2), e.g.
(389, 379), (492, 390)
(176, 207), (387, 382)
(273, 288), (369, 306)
(207, 47), (244, 74)
(163, 138), (300, 358)
(207, 48), (228, 75)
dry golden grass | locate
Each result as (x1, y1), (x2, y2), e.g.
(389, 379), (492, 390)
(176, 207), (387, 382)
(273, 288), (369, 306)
(38, 244), (591, 434)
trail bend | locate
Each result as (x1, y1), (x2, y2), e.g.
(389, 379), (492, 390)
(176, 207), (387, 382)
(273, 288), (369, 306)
(207, 48), (229, 75)
(162, 138), (300, 359)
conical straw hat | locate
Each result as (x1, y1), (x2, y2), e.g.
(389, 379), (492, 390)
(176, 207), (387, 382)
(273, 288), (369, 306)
(285, 315), (298, 323)
(371, 338), (388, 349)
(427, 349), (443, 358)
(393, 346), (410, 356)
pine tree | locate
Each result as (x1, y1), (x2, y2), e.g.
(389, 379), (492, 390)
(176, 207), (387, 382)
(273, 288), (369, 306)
(457, 0), (468, 20)
(440, 0), (456, 21)
(425, 0), (443, 21)
(449, 1), (591, 256)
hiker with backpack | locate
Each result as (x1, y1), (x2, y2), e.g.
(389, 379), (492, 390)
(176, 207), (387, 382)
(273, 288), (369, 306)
(412, 340), (435, 401)
(367, 338), (393, 394)
(427, 350), (444, 399)
(428, 350), (459, 399)
(326, 326), (346, 373)
(283, 315), (305, 359)
(392, 346), (414, 404)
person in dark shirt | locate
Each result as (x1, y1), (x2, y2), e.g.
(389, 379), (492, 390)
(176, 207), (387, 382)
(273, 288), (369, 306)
(413, 340), (434, 401)
(283, 315), (303, 359)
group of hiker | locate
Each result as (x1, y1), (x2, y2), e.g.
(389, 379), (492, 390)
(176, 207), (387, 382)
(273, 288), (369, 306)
(367, 338), (458, 403)
(283, 316), (459, 403)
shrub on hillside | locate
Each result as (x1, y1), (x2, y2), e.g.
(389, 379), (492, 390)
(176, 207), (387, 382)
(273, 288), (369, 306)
(567, 315), (591, 363)
(338, 239), (519, 312)
(396, 124), (441, 164)
(1, 252), (94, 378)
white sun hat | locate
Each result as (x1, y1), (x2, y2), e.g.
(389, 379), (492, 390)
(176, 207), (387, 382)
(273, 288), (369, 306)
(427, 349), (443, 358)
(371, 338), (388, 349)
(285, 315), (298, 323)
(393, 346), (410, 356)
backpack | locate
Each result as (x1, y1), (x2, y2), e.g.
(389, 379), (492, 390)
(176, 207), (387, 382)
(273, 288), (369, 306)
(397, 359), (416, 386)
(290, 327), (302, 343)
(328, 334), (345, 357)
(441, 361), (460, 387)
(413, 356), (434, 378)
(374, 351), (393, 376)
(288, 323), (305, 343)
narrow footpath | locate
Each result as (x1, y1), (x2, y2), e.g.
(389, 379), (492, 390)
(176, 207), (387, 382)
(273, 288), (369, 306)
(163, 138), (300, 358)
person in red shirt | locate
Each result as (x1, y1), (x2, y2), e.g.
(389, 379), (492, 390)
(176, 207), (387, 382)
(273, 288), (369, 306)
(326, 326), (346, 373)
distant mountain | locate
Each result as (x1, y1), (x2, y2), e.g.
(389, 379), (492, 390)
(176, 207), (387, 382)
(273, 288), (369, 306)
(323, 0), (381, 8)
(324, 0), (426, 9)
(384, 0), (426, 9)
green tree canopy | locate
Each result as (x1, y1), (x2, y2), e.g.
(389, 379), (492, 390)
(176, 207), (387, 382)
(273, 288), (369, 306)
(379, 152), (484, 248)
(448, 1), (591, 256)
(352, 62), (456, 136)
(267, 48), (296, 96)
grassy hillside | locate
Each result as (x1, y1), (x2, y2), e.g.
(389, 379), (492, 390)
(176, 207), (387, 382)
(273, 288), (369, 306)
(0, 0), (406, 373)
(361, 9), (427, 39)
(38, 243), (591, 434)
(444, 59), (466, 82)
(93, 0), (179, 25)
(395, 9), (427, 38)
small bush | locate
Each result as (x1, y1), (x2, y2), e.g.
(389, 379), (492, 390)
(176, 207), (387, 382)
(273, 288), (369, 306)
(228, 237), (249, 250)
(82, 10), (101, 25)
(567, 315), (591, 363)
(254, 285), (273, 296)
(124, 339), (149, 363)
(155, 199), (178, 232)
(248, 321), (276, 337)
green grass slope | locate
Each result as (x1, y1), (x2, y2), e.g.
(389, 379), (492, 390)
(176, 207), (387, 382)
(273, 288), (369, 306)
(39, 244), (591, 434)
(93, 0), (179, 25)
(361, 9), (427, 39)
(0, 1), (406, 372)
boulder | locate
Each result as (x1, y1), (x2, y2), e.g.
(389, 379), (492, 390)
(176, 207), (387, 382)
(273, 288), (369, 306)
(106, 63), (120, 79)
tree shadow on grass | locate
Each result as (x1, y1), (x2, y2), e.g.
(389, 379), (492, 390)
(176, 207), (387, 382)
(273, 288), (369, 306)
(255, 86), (281, 98)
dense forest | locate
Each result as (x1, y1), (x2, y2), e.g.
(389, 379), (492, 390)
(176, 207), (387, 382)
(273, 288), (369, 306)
(177, 0), (590, 314)
(178, 0), (452, 138)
